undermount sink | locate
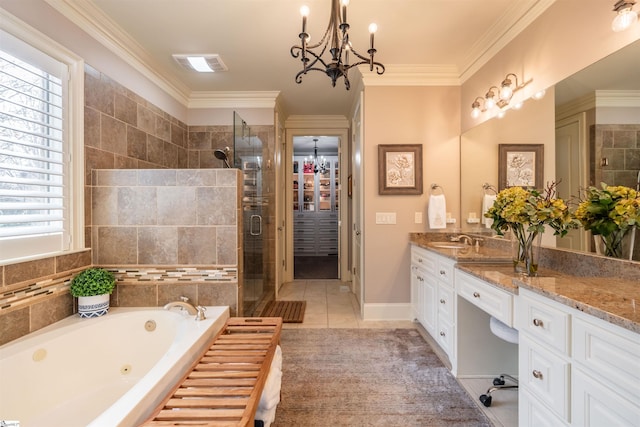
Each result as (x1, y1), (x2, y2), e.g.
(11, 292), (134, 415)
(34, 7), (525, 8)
(429, 242), (469, 249)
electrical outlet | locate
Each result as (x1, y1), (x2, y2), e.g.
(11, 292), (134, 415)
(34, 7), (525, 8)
(375, 212), (397, 224)
(415, 212), (422, 223)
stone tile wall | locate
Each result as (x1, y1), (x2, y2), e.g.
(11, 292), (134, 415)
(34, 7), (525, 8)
(592, 124), (640, 189)
(0, 250), (91, 346)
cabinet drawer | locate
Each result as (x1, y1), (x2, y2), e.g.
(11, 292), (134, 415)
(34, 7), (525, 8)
(436, 317), (455, 358)
(455, 270), (513, 326)
(572, 316), (640, 403)
(572, 366), (640, 426)
(411, 246), (435, 274)
(519, 388), (569, 427)
(517, 290), (570, 355)
(519, 335), (570, 421)
(435, 259), (454, 287)
(437, 284), (455, 323)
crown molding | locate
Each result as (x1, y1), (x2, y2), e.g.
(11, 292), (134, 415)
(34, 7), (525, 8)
(187, 91), (280, 109)
(459, 0), (556, 83)
(595, 90), (640, 107)
(45, 0), (192, 105)
(361, 64), (461, 87)
(285, 115), (349, 129)
(556, 92), (595, 121)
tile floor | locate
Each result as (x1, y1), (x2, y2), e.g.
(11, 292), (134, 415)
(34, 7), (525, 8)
(277, 279), (518, 427)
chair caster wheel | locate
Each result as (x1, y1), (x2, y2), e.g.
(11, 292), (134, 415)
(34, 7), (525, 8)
(479, 394), (492, 407)
(493, 376), (506, 386)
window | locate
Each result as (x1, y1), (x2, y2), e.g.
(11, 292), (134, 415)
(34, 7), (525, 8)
(0, 20), (84, 263)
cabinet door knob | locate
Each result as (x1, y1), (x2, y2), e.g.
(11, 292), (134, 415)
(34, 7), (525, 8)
(532, 370), (543, 380)
(439, 270), (446, 275)
(532, 318), (544, 327)
(440, 299), (446, 304)
(439, 331), (446, 337)
(473, 292), (480, 298)
(418, 276), (424, 282)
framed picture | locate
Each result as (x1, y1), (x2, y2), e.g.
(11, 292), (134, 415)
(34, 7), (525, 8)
(498, 144), (544, 190)
(378, 144), (423, 195)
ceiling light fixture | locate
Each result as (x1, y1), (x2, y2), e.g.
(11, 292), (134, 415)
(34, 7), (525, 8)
(172, 54), (228, 73)
(612, 0), (638, 32)
(311, 138), (327, 174)
(290, 0), (385, 89)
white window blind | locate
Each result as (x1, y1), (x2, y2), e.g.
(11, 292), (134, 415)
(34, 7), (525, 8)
(0, 32), (69, 260)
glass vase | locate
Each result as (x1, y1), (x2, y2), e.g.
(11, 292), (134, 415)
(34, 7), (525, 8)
(510, 225), (542, 277)
(594, 226), (636, 260)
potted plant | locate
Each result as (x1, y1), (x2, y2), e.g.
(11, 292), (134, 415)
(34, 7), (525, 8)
(70, 267), (116, 318)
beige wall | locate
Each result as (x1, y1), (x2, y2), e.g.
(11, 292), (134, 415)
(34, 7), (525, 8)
(362, 86), (460, 304)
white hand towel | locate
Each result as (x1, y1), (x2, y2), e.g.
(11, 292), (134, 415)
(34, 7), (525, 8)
(428, 194), (447, 229)
(482, 194), (497, 228)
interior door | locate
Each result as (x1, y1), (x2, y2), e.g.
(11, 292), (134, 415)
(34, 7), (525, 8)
(556, 113), (588, 251)
(352, 95), (364, 311)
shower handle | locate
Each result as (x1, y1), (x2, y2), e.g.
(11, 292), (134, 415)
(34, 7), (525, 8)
(250, 214), (263, 236)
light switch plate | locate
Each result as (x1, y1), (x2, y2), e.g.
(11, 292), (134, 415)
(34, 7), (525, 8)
(375, 212), (397, 224)
(414, 212), (422, 223)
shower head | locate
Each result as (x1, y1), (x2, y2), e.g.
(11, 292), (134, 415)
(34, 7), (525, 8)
(214, 147), (231, 168)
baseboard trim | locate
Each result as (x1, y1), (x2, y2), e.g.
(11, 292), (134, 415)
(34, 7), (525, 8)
(363, 303), (412, 321)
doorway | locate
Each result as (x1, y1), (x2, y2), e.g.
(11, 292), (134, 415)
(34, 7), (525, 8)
(292, 136), (340, 279)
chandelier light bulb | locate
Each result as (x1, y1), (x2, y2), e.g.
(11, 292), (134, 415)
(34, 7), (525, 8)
(341, 0), (350, 6)
(612, 6), (638, 32)
(368, 23), (378, 34)
(300, 5), (310, 17)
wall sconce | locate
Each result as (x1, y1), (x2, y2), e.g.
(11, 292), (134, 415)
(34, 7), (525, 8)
(470, 73), (533, 119)
(612, 0), (638, 32)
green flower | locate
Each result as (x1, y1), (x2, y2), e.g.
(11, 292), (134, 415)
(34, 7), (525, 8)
(484, 182), (578, 237)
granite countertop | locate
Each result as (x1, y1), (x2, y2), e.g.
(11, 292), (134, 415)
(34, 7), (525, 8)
(410, 235), (640, 335)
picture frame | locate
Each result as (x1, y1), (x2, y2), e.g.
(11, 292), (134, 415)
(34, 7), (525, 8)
(498, 144), (544, 190)
(378, 144), (423, 195)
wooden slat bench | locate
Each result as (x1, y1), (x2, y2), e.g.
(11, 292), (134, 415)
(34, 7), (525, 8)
(142, 317), (283, 427)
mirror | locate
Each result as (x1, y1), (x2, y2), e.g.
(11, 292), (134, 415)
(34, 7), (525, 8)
(460, 39), (640, 261)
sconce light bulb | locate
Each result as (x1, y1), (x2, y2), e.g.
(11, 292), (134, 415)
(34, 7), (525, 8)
(500, 84), (513, 101)
(368, 23), (378, 34)
(300, 5), (310, 17)
(512, 100), (524, 110)
(532, 89), (546, 100)
(471, 107), (481, 119)
(485, 97), (496, 110)
(612, 7), (638, 32)
(497, 110), (506, 119)
(341, 0), (350, 6)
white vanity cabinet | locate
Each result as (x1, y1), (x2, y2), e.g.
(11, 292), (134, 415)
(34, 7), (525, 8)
(410, 245), (456, 364)
(517, 288), (640, 427)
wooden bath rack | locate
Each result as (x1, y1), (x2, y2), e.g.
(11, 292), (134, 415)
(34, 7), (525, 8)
(142, 316), (283, 427)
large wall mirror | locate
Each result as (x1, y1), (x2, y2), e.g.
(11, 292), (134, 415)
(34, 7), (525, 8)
(460, 38), (640, 262)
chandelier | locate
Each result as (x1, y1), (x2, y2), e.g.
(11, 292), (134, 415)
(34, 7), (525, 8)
(290, 0), (385, 90)
(312, 139), (327, 174)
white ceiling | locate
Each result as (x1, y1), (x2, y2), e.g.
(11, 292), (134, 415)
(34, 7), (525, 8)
(65, 0), (554, 117)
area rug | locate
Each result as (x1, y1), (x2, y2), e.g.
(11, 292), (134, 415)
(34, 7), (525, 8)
(260, 300), (306, 323)
(271, 328), (491, 427)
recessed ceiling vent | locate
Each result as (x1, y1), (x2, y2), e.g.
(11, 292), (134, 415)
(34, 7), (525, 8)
(172, 54), (228, 73)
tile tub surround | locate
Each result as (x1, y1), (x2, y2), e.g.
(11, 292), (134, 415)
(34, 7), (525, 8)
(91, 169), (242, 266)
(0, 250), (92, 346)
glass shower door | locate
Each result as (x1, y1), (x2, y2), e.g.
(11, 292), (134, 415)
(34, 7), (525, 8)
(234, 112), (264, 316)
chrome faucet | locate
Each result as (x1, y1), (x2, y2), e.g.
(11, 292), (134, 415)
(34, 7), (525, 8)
(163, 296), (207, 320)
(450, 234), (474, 246)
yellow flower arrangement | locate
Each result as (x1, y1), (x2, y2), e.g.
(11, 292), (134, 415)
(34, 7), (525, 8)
(574, 183), (640, 258)
(484, 182), (577, 276)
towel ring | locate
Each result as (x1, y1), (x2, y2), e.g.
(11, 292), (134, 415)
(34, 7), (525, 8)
(430, 183), (444, 195)
(482, 183), (497, 195)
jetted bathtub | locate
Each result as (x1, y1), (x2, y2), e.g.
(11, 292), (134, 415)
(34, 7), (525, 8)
(0, 305), (229, 427)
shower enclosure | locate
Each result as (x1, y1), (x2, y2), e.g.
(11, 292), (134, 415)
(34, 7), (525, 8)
(233, 112), (268, 316)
